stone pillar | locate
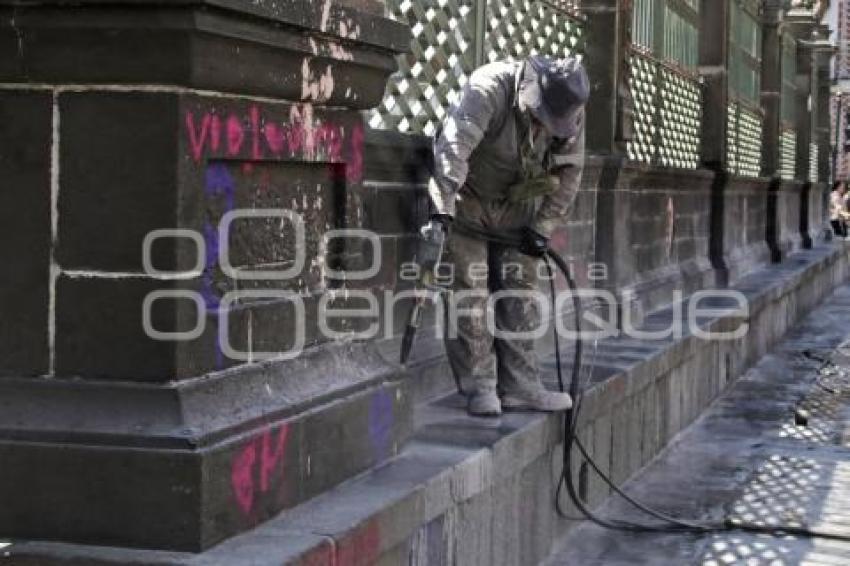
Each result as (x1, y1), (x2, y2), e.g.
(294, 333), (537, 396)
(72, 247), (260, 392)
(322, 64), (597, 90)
(814, 29), (836, 235)
(760, 1), (784, 179)
(791, 26), (814, 182)
(787, 16), (816, 248)
(700, 0), (731, 170)
(581, 0), (632, 156)
(0, 0), (411, 552)
(700, 0), (731, 285)
(761, 1), (788, 261)
(581, 0), (636, 324)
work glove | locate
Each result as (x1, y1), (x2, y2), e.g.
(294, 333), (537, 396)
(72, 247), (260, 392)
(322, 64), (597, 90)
(416, 214), (451, 285)
(419, 214), (451, 249)
(519, 226), (549, 258)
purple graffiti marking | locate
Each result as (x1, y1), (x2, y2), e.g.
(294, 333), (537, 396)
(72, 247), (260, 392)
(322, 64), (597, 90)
(203, 164), (236, 368)
(368, 389), (394, 461)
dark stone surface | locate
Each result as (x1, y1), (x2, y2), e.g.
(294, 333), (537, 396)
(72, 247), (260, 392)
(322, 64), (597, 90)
(0, 440), (202, 551)
(363, 183), (430, 236)
(581, 0), (625, 155)
(591, 161), (716, 319)
(58, 92), (179, 271)
(54, 275), (188, 381)
(0, 91), (51, 377)
(363, 129), (432, 185)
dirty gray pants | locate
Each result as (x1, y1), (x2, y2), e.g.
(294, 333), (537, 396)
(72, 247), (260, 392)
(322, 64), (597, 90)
(443, 189), (546, 397)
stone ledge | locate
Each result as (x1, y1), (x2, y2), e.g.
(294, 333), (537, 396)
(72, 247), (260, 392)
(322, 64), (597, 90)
(9, 242), (850, 563)
(0, 0), (408, 107)
(0, 341), (402, 449)
(0, 375), (412, 552)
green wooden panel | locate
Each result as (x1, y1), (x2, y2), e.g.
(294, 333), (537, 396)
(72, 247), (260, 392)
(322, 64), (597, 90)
(781, 35), (797, 126)
(729, 0), (761, 105)
(632, 0), (656, 50)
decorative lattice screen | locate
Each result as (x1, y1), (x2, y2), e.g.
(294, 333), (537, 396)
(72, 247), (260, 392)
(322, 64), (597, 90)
(779, 129), (797, 181)
(727, 102), (764, 178)
(658, 66), (701, 168)
(483, 0), (584, 64)
(727, 103), (739, 174)
(369, 0), (585, 136)
(627, 50), (702, 169)
(626, 0), (702, 169)
(369, 0), (477, 136)
(809, 142), (818, 183)
(627, 51), (659, 165)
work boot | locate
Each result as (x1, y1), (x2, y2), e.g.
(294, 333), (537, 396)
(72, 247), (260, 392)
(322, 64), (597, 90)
(501, 387), (573, 412)
(467, 389), (502, 417)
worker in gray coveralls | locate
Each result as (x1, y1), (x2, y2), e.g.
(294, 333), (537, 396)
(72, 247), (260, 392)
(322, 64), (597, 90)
(426, 55), (588, 417)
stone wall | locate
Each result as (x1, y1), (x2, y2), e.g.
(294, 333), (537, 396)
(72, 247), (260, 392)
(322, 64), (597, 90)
(0, 0), (418, 552)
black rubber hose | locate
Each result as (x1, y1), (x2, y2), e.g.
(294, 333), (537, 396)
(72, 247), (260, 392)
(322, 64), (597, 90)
(450, 221), (850, 540)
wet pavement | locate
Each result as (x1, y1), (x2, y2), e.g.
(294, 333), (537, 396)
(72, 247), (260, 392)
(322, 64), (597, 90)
(548, 285), (850, 566)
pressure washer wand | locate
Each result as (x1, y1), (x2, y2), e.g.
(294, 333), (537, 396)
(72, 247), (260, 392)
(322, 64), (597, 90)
(399, 291), (427, 365)
(399, 218), (447, 365)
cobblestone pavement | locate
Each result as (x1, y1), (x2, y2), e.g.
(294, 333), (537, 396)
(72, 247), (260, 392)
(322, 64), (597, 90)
(548, 285), (850, 566)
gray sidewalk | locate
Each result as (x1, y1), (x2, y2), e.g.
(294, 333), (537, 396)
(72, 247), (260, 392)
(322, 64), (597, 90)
(548, 285), (850, 565)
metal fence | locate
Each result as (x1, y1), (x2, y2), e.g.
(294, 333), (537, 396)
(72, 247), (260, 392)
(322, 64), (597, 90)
(369, 0), (584, 136)
(627, 0), (702, 169)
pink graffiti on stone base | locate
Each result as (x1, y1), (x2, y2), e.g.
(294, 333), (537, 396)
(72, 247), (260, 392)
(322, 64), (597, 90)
(230, 423), (291, 516)
(231, 442), (257, 515)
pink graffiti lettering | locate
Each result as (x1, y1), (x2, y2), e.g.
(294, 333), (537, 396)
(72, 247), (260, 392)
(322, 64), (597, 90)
(260, 425), (290, 492)
(227, 115), (245, 156)
(264, 122), (285, 153)
(251, 105), (262, 160)
(230, 442), (257, 516)
(186, 112), (211, 162)
(230, 423), (291, 516)
(184, 105), (365, 183)
(210, 115), (222, 153)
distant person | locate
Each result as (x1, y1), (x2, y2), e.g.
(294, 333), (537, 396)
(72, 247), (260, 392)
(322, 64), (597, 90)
(830, 181), (849, 239)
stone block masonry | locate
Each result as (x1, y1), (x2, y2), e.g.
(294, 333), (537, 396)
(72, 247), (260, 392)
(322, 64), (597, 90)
(0, 0), (418, 552)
